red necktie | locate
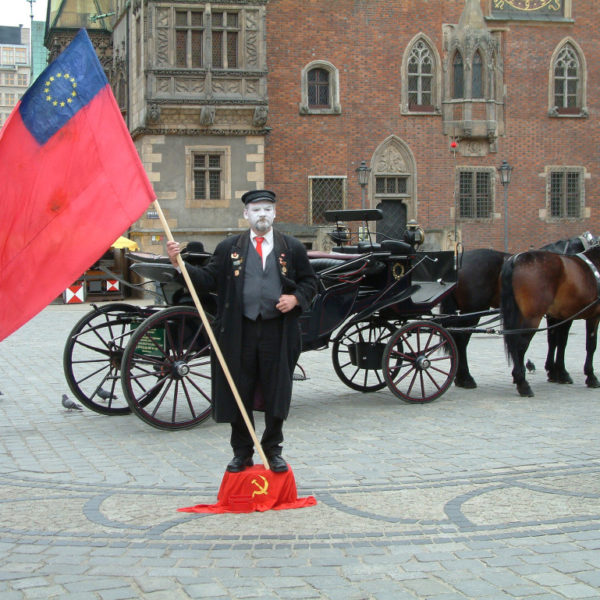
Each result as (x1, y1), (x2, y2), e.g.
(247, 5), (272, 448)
(255, 236), (264, 259)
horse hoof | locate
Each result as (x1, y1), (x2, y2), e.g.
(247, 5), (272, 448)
(517, 383), (534, 397)
(586, 377), (600, 388)
(455, 377), (477, 389)
(558, 375), (573, 384)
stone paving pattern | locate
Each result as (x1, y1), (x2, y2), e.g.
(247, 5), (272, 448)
(1, 302), (599, 599)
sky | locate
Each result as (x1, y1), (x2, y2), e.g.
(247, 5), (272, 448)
(0, 0), (49, 27)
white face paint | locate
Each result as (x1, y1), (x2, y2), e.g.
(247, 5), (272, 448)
(244, 201), (276, 234)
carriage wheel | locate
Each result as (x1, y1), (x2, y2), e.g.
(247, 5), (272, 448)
(332, 318), (397, 392)
(63, 303), (147, 415)
(120, 306), (213, 430)
(382, 320), (457, 403)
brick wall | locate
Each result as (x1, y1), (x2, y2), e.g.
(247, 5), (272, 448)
(265, 0), (600, 252)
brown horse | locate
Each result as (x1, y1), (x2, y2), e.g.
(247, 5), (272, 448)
(500, 245), (600, 397)
(441, 233), (597, 388)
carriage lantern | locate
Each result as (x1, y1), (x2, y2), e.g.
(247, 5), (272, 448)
(404, 219), (425, 249)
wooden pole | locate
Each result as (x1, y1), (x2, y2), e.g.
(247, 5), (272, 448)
(153, 200), (270, 469)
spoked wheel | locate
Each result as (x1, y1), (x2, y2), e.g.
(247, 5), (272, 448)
(382, 320), (458, 403)
(332, 318), (397, 392)
(63, 303), (151, 415)
(121, 306), (213, 430)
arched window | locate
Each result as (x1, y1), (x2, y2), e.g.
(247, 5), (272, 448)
(554, 43), (579, 111)
(308, 68), (330, 108)
(402, 34), (441, 115)
(408, 40), (433, 109)
(452, 52), (464, 99)
(472, 51), (483, 98)
(299, 60), (341, 115)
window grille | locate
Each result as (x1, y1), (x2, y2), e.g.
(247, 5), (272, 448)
(212, 11), (239, 69)
(550, 170), (581, 218)
(308, 68), (330, 108)
(193, 153), (222, 200)
(458, 170), (492, 218)
(310, 178), (345, 224)
(375, 176), (407, 196)
(176, 10), (203, 68)
(554, 44), (579, 109)
(408, 40), (433, 109)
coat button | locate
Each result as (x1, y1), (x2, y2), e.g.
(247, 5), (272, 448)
(225, 302), (230, 308)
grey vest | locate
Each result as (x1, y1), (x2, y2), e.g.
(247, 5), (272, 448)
(243, 242), (282, 320)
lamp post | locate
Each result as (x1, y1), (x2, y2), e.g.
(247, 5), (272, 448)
(26, 0), (35, 80)
(355, 160), (371, 210)
(498, 160), (513, 252)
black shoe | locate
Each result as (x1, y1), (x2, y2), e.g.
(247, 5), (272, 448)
(226, 455), (253, 473)
(267, 454), (288, 473)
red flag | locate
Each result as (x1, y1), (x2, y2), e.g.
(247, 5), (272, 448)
(0, 29), (154, 341)
(177, 465), (317, 514)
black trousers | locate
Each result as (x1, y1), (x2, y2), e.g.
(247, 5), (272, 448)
(230, 316), (285, 458)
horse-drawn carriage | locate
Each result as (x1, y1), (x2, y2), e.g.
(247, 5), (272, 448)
(62, 208), (463, 430)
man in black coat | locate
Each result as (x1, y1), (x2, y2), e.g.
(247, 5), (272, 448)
(167, 190), (317, 473)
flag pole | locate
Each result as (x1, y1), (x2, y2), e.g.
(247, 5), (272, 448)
(153, 200), (270, 470)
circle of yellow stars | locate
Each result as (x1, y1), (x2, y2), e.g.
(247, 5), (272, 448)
(44, 72), (78, 107)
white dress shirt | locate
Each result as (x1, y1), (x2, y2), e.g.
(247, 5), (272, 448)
(251, 229), (274, 268)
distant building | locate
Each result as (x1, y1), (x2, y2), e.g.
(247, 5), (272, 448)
(31, 21), (48, 81)
(0, 25), (30, 127)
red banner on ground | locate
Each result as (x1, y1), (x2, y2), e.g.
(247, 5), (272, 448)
(177, 465), (317, 514)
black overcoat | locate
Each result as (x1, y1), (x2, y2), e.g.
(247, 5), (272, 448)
(181, 229), (317, 423)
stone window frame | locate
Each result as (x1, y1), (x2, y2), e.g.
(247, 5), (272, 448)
(542, 165), (587, 222)
(299, 60), (341, 115)
(455, 166), (497, 222)
(308, 176), (347, 225)
(185, 144), (231, 209)
(548, 38), (588, 118)
(401, 33), (442, 115)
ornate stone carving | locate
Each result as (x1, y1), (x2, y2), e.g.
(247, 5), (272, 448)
(156, 26), (169, 65)
(375, 146), (407, 173)
(157, 77), (171, 93)
(246, 30), (258, 67)
(253, 105), (268, 127)
(213, 79), (242, 95)
(147, 103), (161, 124)
(174, 77), (205, 94)
(200, 106), (216, 126)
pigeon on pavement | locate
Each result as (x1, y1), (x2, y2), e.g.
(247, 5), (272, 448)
(62, 394), (83, 411)
(525, 359), (536, 373)
(96, 388), (116, 401)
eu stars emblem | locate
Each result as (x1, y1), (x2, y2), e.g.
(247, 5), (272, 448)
(44, 72), (78, 108)
(19, 29), (107, 145)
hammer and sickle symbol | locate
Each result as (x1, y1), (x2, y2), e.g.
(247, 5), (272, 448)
(251, 475), (269, 497)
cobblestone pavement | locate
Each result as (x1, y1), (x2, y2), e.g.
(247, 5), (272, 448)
(1, 302), (599, 599)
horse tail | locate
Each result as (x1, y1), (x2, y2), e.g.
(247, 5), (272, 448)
(500, 254), (521, 365)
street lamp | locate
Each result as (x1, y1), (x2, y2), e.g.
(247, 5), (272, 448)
(355, 160), (371, 210)
(498, 160), (513, 252)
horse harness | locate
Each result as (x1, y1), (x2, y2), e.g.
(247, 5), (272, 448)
(576, 252), (600, 297)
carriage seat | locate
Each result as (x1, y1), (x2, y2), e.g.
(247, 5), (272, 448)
(380, 240), (413, 255)
(307, 250), (370, 274)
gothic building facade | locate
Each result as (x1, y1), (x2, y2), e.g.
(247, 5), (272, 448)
(44, 0), (599, 253)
